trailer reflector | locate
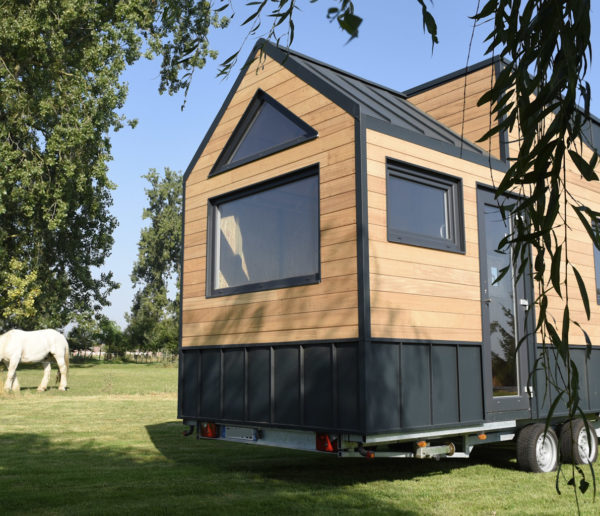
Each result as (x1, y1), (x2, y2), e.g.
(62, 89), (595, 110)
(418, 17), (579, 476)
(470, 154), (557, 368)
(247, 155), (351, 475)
(200, 422), (219, 438)
(316, 433), (338, 452)
(416, 441), (427, 448)
(478, 433), (487, 440)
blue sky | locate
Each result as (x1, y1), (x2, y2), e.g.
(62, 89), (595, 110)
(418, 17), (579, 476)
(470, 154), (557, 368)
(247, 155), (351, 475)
(102, 2), (600, 327)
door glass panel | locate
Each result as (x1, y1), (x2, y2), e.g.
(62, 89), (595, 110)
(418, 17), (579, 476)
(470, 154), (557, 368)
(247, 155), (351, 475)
(484, 204), (518, 397)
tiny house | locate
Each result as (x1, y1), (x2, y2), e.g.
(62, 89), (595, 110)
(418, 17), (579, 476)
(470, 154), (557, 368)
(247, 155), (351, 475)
(179, 40), (600, 471)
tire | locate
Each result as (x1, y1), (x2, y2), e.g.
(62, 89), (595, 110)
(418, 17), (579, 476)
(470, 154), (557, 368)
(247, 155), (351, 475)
(560, 419), (598, 465)
(517, 423), (559, 473)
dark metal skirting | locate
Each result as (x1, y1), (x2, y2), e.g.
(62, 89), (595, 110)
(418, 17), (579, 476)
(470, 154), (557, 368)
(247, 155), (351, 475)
(179, 341), (361, 433)
(534, 345), (600, 418)
(364, 341), (485, 434)
(179, 339), (489, 436)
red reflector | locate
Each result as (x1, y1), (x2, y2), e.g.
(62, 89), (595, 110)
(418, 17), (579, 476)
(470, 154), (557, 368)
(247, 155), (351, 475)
(316, 433), (338, 453)
(200, 422), (219, 438)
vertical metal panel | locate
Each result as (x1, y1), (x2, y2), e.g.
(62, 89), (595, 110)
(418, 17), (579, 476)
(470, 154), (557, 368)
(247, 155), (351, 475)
(366, 343), (401, 431)
(401, 344), (431, 428)
(181, 351), (199, 418)
(431, 345), (459, 425)
(571, 348), (590, 411)
(200, 350), (221, 418)
(589, 349), (600, 411)
(304, 345), (332, 427)
(535, 347), (568, 417)
(274, 347), (301, 425)
(247, 347), (270, 422)
(223, 349), (245, 420)
(336, 344), (360, 430)
(458, 346), (484, 422)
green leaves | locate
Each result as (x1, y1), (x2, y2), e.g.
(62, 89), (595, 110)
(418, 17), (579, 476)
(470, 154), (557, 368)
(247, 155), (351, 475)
(474, 0), (596, 499)
(0, 0), (128, 329)
(127, 168), (182, 354)
(416, 0), (438, 51)
(569, 150), (599, 181)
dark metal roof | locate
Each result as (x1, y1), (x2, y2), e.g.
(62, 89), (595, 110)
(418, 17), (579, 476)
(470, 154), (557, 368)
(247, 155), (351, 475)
(262, 41), (487, 156)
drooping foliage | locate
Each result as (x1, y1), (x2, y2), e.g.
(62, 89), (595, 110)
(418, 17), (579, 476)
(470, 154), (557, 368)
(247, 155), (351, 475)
(473, 0), (597, 497)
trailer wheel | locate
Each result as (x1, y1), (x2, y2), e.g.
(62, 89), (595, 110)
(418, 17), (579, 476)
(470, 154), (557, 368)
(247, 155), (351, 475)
(517, 424), (558, 473)
(560, 419), (598, 465)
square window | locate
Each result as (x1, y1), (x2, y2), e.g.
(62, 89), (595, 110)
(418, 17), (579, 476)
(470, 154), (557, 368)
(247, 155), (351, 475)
(207, 166), (320, 297)
(386, 159), (465, 253)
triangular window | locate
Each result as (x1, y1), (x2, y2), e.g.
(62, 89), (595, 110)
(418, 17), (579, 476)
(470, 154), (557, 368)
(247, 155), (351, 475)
(210, 89), (318, 176)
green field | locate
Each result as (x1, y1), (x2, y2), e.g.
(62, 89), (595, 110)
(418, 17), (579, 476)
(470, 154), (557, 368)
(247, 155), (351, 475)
(1, 362), (599, 515)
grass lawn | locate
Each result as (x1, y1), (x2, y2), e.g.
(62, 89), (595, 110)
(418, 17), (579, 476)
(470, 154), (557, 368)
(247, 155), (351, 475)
(1, 362), (599, 515)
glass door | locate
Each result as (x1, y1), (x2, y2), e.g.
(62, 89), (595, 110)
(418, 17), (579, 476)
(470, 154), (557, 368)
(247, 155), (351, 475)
(477, 188), (532, 415)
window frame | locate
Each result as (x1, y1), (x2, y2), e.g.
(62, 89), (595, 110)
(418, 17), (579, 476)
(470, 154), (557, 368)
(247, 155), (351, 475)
(206, 165), (321, 298)
(386, 159), (466, 254)
(209, 89), (318, 177)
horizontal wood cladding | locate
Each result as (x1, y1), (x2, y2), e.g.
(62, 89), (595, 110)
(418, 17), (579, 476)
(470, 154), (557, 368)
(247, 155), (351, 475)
(182, 55), (359, 346)
(407, 64), (502, 159)
(366, 129), (600, 347)
(531, 143), (600, 346)
(366, 130), (503, 342)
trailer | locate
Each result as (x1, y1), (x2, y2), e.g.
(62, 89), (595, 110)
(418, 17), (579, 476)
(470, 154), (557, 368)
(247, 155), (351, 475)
(178, 39), (600, 472)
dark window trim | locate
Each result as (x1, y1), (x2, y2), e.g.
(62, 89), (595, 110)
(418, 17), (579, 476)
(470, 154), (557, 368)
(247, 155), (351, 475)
(209, 89), (318, 178)
(206, 164), (321, 298)
(386, 159), (465, 254)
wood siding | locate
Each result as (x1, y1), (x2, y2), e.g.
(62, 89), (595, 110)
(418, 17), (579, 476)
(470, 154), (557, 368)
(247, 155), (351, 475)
(532, 141), (600, 346)
(407, 64), (502, 160)
(366, 129), (489, 342)
(366, 128), (600, 347)
(182, 55), (359, 346)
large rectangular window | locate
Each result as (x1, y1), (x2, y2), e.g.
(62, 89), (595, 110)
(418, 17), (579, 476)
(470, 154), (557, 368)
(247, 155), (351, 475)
(386, 159), (465, 253)
(207, 166), (320, 297)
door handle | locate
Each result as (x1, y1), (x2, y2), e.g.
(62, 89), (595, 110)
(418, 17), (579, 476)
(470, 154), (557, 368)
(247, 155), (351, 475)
(519, 299), (529, 310)
(483, 298), (491, 304)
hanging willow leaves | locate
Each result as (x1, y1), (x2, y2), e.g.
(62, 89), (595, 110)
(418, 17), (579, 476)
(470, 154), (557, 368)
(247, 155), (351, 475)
(474, 0), (598, 500)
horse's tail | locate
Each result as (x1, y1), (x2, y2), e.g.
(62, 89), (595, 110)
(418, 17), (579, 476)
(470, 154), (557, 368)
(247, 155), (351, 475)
(64, 342), (70, 376)
(54, 335), (70, 385)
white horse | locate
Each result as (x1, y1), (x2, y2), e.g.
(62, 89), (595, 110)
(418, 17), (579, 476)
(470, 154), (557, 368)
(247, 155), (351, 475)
(0, 329), (69, 392)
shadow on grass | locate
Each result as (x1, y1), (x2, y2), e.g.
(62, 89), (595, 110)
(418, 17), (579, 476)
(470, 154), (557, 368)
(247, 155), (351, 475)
(146, 421), (519, 487)
(0, 428), (423, 515)
(0, 423), (520, 515)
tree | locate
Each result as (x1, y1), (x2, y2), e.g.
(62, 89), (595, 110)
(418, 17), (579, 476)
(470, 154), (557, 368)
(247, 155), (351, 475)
(126, 168), (183, 354)
(97, 316), (126, 360)
(0, 1), (227, 330)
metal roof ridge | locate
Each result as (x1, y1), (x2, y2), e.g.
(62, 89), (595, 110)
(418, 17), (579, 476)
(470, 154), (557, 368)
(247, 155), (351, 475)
(403, 56), (506, 97)
(258, 38), (408, 100)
